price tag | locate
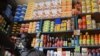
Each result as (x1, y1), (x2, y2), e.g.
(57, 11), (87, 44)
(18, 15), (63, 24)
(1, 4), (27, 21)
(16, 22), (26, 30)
(57, 48), (62, 51)
(75, 46), (80, 52)
(74, 30), (80, 35)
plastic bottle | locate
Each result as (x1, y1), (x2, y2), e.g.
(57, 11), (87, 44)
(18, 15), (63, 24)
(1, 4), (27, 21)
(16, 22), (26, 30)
(91, 35), (94, 46)
(83, 35), (86, 46)
(95, 34), (98, 45)
(86, 32), (90, 46)
(75, 36), (79, 46)
(92, 49), (96, 56)
(71, 35), (75, 46)
(99, 34), (100, 45)
(79, 33), (83, 46)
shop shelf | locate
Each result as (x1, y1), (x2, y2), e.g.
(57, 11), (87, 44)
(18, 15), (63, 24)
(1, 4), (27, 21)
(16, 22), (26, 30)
(17, 19), (41, 23)
(79, 12), (100, 15)
(17, 17), (73, 23)
(80, 29), (100, 32)
(42, 47), (75, 49)
(42, 30), (73, 34)
(28, 32), (37, 34)
(80, 45), (100, 48)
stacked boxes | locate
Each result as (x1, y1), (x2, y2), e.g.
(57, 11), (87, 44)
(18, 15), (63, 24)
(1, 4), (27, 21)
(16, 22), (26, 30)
(86, 15), (92, 29)
(81, 0), (86, 13)
(91, 0), (98, 13)
(86, 0), (92, 13)
(98, 0), (100, 12)
(0, 15), (8, 33)
(14, 0), (73, 21)
(14, 4), (27, 22)
(33, 0), (72, 19)
(54, 18), (61, 32)
(42, 18), (74, 32)
(61, 20), (67, 31)
(24, 1), (34, 20)
(50, 21), (54, 32)
(75, 0), (100, 14)
(78, 15), (97, 29)
(12, 23), (21, 34)
(61, 0), (72, 17)
(43, 20), (51, 32)
(20, 21), (41, 33)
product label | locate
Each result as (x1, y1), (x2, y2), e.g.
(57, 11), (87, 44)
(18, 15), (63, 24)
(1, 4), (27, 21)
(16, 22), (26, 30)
(74, 30), (80, 35)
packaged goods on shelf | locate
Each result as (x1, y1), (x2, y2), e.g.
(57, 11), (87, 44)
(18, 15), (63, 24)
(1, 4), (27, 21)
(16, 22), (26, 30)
(20, 21), (41, 33)
(46, 48), (100, 56)
(73, 0), (81, 15)
(78, 15), (98, 30)
(96, 23), (100, 29)
(40, 34), (79, 47)
(30, 0), (72, 19)
(42, 18), (74, 32)
(39, 32), (100, 47)
(14, 4), (27, 22)
(31, 38), (40, 48)
(47, 50), (71, 56)
(79, 32), (100, 46)
(74, 0), (99, 14)
(82, 48), (100, 56)
(91, 0), (99, 13)
(98, 0), (100, 12)
(12, 23), (21, 34)
(24, 2), (34, 20)
(0, 15), (10, 34)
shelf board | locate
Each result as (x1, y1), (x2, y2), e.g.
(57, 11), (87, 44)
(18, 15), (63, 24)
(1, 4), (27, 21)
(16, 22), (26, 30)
(80, 45), (100, 48)
(42, 30), (73, 34)
(28, 32), (37, 34)
(20, 29), (100, 35)
(17, 17), (73, 23)
(42, 47), (75, 49)
(79, 12), (100, 15)
(80, 29), (100, 32)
